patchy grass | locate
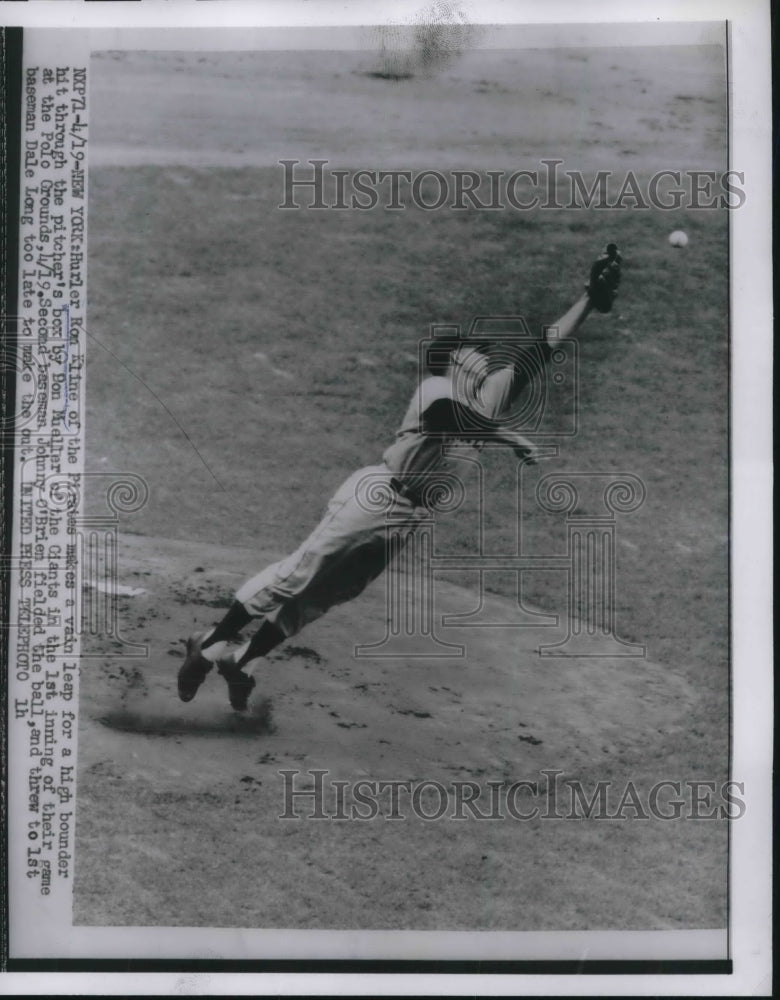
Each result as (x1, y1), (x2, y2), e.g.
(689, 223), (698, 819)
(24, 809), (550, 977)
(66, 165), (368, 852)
(80, 43), (729, 934)
(87, 165), (728, 698)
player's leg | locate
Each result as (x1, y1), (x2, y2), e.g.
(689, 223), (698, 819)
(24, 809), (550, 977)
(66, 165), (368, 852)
(177, 473), (368, 705)
(176, 612), (284, 710)
(215, 478), (409, 707)
(221, 471), (413, 663)
(232, 528), (393, 660)
(178, 465), (419, 708)
(177, 547), (341, 709)
(206, 532), (391, 711)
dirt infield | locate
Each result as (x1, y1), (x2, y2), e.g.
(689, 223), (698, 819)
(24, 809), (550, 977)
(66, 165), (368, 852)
(74, 533), (725, 931)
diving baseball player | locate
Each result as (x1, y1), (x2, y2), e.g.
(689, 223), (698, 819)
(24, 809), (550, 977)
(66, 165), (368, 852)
(177, 247), (622, 711)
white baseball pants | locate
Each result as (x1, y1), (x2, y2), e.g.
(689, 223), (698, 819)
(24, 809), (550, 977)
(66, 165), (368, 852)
(235, 464), (427, 638)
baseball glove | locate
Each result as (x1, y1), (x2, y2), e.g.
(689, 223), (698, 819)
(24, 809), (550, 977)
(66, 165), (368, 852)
(587, 243), (622, 313)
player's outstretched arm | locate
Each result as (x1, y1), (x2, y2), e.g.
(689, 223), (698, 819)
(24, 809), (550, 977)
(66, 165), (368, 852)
(545, 243), (622, 345)
(462, 244), (624, 422)
(544, 292), (592, 344)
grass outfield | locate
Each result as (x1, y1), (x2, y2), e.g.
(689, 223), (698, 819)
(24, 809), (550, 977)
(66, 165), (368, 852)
(78, 43), (730, 933)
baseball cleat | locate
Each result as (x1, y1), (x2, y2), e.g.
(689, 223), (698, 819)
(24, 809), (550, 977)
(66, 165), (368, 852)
(217, 660), (257, 712)
(177, 633), (215, 702)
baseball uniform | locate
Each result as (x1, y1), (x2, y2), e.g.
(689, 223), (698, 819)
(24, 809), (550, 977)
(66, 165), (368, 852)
(178, 248), (621, 708)
(234, 354), (533, 640)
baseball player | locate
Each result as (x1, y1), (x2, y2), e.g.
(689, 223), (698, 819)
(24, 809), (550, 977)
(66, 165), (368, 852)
(177, 246), (622, 711)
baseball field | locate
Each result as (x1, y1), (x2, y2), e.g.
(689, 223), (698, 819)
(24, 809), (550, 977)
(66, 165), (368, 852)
(75, 37), (729, 943)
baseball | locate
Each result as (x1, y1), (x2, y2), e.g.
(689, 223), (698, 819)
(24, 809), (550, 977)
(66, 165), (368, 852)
(668, 230), (689, 248)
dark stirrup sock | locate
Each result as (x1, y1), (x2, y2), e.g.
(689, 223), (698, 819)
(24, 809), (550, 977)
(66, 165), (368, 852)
(201, 601), (253, 649)
(235, 620), (286, 667)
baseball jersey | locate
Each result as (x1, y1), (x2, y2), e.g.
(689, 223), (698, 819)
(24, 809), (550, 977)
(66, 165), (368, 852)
(382, 364), (527, 498)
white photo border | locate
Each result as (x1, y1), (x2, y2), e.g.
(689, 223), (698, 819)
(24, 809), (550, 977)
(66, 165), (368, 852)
(1, 0), (772, 996)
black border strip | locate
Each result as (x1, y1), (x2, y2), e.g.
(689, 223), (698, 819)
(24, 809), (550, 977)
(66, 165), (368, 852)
(6, 958), (732, 974)
(1, 24), (24, 977)
(772, 2), (779, 997)
(724, 15), (732, 967)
